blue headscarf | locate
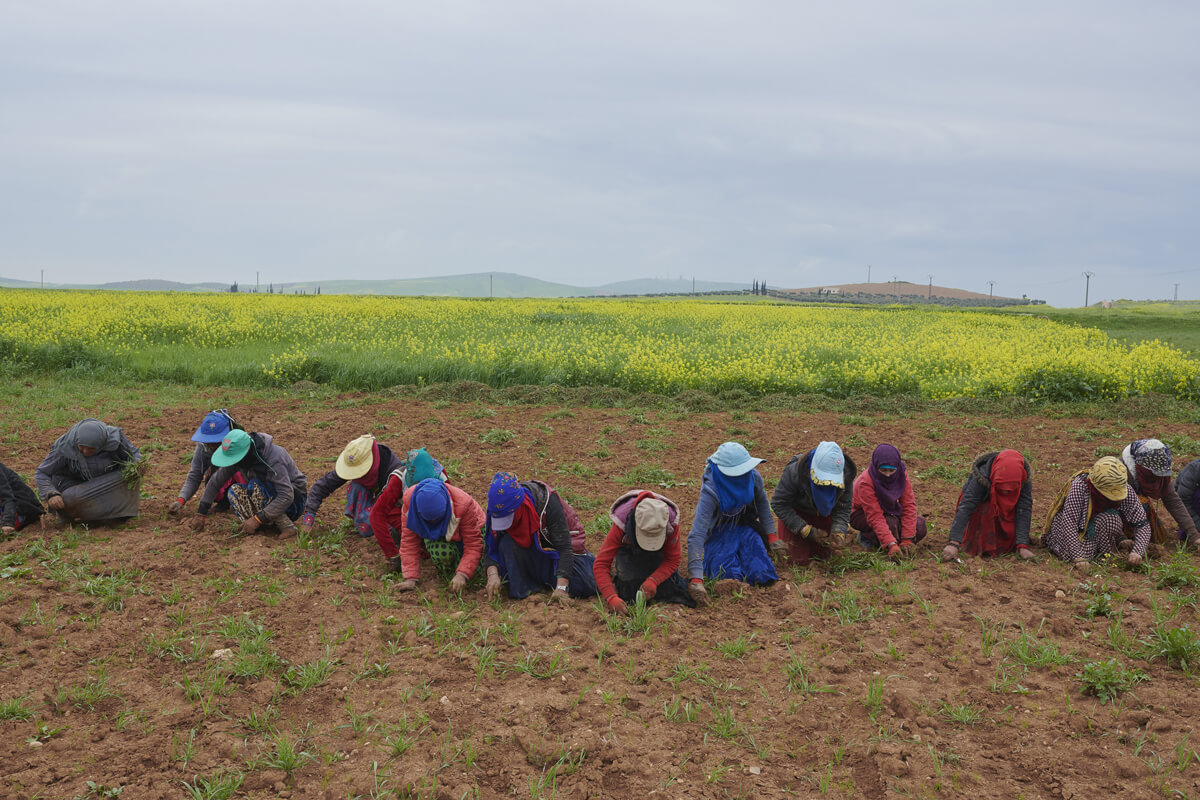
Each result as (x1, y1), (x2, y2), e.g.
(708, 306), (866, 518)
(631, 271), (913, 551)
(808, 443), (845, 517)
(708, 462), (755, 514)
(407, 479), (452, 541)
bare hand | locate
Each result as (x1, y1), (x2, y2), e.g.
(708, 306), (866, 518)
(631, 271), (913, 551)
(47, 496), (65, 512)
(1, 526), (14, 534)
(639, 581), (657, 600)
(886, 544), (902, 561)
(941, 544), (960, 561)
(191, 515), (207, 532)
(485, 569), (502, 600)
(898, 539), (916, 554)
(449, 573), (467, 594)
(1127, 552), (1143, 567)
(299, 522), (313, 535)
(1018, 547), (1036, 561)
(239, 517), (261, 535)
(608, 598), (629, 615)
(396, 578), (418, 592)
(688, 581), (710, 607)
(548, 587), (570, 606)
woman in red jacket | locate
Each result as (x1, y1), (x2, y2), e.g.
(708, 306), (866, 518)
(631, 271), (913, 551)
(594, 490), (695, 614)
(850, 444), (926, 559)
(368, 476), (485, 593)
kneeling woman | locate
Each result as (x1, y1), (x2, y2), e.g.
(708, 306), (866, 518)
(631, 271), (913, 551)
(190, 430), (308, 536)
(302, 435), (445, 537)
(1044, 456), (1149, 569)
(1120, 438), (1198, 549)
(1, 460), (44, 534)
(770, 441), (856, 566)
(483, 472), (596, 603)
(35, 418), (142, 525)
(168, 409), (242, 516)
(594, 490), (696, 614)
(851, 444), (927, 558)
(370, 477), (484, 593)
(687, 442), (777, 605)
(942, 449), (1034, 561)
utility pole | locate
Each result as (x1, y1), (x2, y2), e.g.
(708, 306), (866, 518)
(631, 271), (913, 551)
(692, 276), (695, 295)
(1082, 271), (1094, 307)
(256, 271), (260, 293)
(892, 275), (900, 302)
(1174, 283), (1180, 302)
(40, 269), (44, 289)
(490, 273), (493, 299)
(987, 280), (996, 299)
(927, 274), (933, 300)
(867, 265), (871, 285)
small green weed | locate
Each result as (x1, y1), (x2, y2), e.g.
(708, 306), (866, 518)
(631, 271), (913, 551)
(1076, 659), (1149, 702)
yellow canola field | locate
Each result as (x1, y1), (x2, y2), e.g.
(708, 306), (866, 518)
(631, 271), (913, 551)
(1, 290), (1197, 400)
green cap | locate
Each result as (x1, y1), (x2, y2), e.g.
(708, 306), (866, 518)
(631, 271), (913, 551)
(211, 429), (252, 467)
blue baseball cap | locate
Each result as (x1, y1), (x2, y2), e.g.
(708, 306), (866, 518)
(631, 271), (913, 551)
(192, 411), (233, 443)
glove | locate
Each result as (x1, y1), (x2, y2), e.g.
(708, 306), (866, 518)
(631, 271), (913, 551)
(240, 516), (261, 535)
(449, 573), (468, 593)
(608, 598), (629, 615)
(548, 587), (570, 605)
(639, 581), (657, 600)
(299, 521), (313, 534)
(191, 515), (208, 532)
(485, 568), (502, 600)
(384, 556), (403, 575)
(1127, 552), (1143, 567)
(688, 580), (710, 607)
(166, 499), (185, 516)
(1017, 546), (1036, 561)
(396, 578), (418, 592)
(941, 543), (960, 561)
(886, 543), (902, 560)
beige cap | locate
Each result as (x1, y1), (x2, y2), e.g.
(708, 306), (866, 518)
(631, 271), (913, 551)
(634, 498), (670, 551)
(335, 435), (376, 480)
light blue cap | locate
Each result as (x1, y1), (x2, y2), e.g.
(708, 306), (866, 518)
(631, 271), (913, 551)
(708, 442), (764, 476)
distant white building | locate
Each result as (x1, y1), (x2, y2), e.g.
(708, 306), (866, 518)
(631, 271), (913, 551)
(821, 287), (841, 295)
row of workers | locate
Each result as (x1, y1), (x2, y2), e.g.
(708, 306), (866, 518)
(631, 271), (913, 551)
(3, 415), (1199, 609)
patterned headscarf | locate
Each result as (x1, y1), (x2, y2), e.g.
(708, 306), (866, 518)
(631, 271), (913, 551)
(1122, 439), (1172, 477)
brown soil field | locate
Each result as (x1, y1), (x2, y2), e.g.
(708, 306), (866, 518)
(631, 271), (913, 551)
(2, 389), (1199, 799)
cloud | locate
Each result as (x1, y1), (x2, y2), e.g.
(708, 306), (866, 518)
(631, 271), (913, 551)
(0, 1), (1197, 304)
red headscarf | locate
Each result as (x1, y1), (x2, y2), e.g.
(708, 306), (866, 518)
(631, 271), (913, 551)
(502, 493), (541, 549)
(989, 450), (1027, 534)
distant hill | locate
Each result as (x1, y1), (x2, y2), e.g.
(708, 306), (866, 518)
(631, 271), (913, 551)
(785, 281), (1024, 302)
(595, 278), (746, 295)
(0, 276), (44, 288)
(97, 279), (230, 292)
(0, 276), (228, 292)
(280, 272), (596, 298)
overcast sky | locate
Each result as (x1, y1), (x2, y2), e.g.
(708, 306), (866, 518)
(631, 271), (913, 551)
(1, 1), (1197, 305)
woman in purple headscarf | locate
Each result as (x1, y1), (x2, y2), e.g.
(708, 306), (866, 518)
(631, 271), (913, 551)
(850, 444), (926, 558)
